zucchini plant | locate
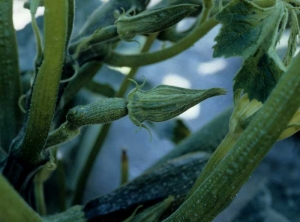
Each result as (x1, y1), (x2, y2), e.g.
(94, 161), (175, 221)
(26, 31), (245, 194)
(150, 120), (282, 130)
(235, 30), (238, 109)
(1, 0), (300, 221)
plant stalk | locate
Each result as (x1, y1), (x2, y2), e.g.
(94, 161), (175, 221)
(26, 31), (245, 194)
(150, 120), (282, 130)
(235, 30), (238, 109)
(15, 0), (68, 167)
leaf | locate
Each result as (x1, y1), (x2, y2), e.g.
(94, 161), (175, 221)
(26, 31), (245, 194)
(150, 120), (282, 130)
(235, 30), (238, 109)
(233, 49), (286, 102)
(283, 10), (300, 66)
(213, 0), (286, 59)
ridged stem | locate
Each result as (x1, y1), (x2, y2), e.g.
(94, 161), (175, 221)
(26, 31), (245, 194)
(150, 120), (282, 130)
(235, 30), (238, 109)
(186, 132), (238, 197)
(0, 0), (22, 151)
(15, 0), (68, 167)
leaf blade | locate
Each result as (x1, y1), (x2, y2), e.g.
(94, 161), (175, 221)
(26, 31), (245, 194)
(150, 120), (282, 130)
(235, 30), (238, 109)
(213, 0), (285, 58)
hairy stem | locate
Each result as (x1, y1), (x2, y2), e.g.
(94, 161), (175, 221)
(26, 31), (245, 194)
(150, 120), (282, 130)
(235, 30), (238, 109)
(15, 0), (68, 167)
(186, 132), (238, 197)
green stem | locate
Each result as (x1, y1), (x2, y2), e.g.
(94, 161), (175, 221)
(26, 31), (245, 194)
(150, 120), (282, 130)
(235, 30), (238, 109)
(121, 149), (129, 185)
(164, 53), (300, 221)
(103, 18), (218, 67)
(72, 34), (157, 204)
(66, 0), (75, 50)
(186, 132), (238, 198)
(56, 158), (67, 212)
(34, 181), (46, 215)
(16, 0), (68, 167)
(33, 156), (56, 215)
(0, 175), (43, 222)
(198, 0), (213, 25)
(0, 0), (22, 151)
(31, 13), (43, 66)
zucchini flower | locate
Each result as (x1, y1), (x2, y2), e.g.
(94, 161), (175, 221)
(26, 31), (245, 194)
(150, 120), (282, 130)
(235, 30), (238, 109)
(127, 79), (226, 140)
(230, 90), (300, 140)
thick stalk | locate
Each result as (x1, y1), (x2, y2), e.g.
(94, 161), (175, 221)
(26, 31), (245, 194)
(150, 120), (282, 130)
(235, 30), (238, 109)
(103, 18), (218, 67)
(0, 175), (43, 222)
(186, 132), (238, 197)
(164, 53), (300, 221)
(0, 0), (22, 151)
(15, 0), (68, 167)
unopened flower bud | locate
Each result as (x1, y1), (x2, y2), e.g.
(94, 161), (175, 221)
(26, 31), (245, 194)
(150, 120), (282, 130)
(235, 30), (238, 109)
(230, 90), (263, 135)
(46, 98), (128, 148)
(74, 25), (118, 59)
(127, 79), (226, 139)
(114, 4), (199, 41)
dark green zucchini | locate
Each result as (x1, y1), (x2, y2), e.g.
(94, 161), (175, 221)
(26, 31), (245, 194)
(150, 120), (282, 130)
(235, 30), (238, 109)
(83, 152), (210, 221)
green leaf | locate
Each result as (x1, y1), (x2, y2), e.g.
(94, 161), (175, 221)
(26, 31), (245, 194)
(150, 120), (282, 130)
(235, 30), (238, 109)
(234, 49), (286, 102)
(213, 0), (286, 59)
